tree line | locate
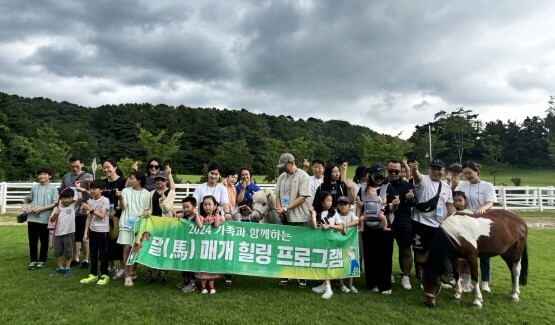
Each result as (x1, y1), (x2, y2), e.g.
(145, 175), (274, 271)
(0, 92), (552, 181)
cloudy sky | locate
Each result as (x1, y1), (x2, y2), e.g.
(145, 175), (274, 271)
(1, 1), (554, 139)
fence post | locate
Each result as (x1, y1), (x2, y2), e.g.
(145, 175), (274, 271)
(0, 182), (6, 214)
(500, 187), (507, 209)
(538, 187), (543, 212)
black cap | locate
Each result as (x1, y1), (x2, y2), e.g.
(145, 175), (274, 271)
(336, 196), (351, 204)
(369, 163), (384, 173)
(430, 159), (445, 168)
(448, 163), (462, 173)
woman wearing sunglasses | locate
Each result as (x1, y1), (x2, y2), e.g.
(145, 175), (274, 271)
(133, 158), (175, 191)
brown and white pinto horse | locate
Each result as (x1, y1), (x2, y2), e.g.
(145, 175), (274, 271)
(422, 210), (528, 308)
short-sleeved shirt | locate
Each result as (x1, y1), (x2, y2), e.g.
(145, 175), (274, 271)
(275, 169), (311, 223)
(87, 196), (111, 232)
(235, 182), (261, 206)
(455, 181), (497, 212)
(411, 176), (453, 228)
(119, 187), (151, 229)
(308, 175), (324, 206)
(338, 211), (359, 228)
(55, 204), (76, 236)
(28, 184), (59, 224)
(313, 210), (343, 226)
(194, 183), (229, 207)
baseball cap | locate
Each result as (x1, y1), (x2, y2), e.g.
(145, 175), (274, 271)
(448, 163), (462, 173)
(276, 153), (295, 168)
(336, 196), (351, 204)
(430, 159), (445, 168)
(154, 171), (169, 180)
(369, 163), (385, 177)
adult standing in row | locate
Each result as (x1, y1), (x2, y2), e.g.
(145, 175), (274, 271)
(236, 167), (260, 208)
(60, 156), (93, 269)
(275, 153), (311, 287)
(357, 163), (398, 294)
(315, 162), (354, 208)
(132, 158), (176, 191)
(193, 163), (231, 219)
(455, 160), (497, 293)
(305, 159), (324, 207)
(101, 158), (126, 280)
(386, 159), (415, 290)
(409, 159), (455, 279)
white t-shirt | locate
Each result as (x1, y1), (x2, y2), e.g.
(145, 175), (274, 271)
(338, 210), (359, 228)
(55, 204), (76, 236)
(308, 175), (324, 206)
(313, 210), (344, 226)
(193, 183), (230, 207)
(120, 187), (151, 231)
(455, 181), (497, 212)
(411, 175), (453, 228)
(88, 196), (111, 233)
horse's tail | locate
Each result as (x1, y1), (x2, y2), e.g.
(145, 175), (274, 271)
(519, 243), (528, 286)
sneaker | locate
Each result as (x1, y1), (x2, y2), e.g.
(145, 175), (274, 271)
(225, 274), (233, 284)
(298, 279), (307, 288)
(391, 275), (395, 283)
(312, 283), (326, 293)
(349, 286), (358, 293)
(381, 289), (392, 295)
(63, 268), (71, 277)
(175, 279), (188, 289)
(481, 281), (491, 293)
(97, 274), (110, 285)
(441, 282), (453, 289)
(113, 269), (125, 280)
(36, 262), (44, 269)
(279, 278), (289, 285)
(80, 261), (89, 269)
(124, 277), (134, 287)
(201, 284), (208, 294)
(108, 268), (117, 277)
(28, 262), (37, 270)
(146, 271), (157, 284)
(70, 260), (79, 267)
(51, 267), (62, 276)
(371, 287), (379, 293)
(401, 276), (412, 290)
(340, 285), (351, 293)
(181, 283), (195, 293)
(322, 289), (333, 299)
(209, 284), (216, 294)
(80, 274), (99, 284)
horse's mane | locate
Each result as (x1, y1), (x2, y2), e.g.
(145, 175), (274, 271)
(440, 213), (492, 249)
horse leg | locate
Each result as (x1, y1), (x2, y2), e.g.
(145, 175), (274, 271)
(467, 255), (483, 308)
(511, 261), (521, 300)
(452, 258), (462, 300)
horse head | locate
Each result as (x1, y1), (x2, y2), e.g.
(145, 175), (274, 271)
(252, 188), (281, 224)
(421, 267), (442, 307)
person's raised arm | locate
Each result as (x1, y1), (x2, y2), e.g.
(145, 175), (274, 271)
(409, 161), (423, 185)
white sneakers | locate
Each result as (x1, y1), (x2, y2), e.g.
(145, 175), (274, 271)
(340, 285), (351, 293)
(113, 269), (125, 280)
(401, 276), (411, 290)
(312, 283), (326, 294)
(481, 281), (491, 293)
(322, 289), (333, 299)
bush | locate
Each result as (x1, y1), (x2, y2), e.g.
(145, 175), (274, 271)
(511, 177), (522, 186)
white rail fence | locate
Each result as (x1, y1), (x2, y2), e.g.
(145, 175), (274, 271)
(1, 182), (555, 214)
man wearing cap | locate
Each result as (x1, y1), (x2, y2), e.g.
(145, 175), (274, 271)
(275, 153), (311, 287)
(386, 159), (416, 290)
(446, 162), (463, 190)
(409, 159), (455, 278)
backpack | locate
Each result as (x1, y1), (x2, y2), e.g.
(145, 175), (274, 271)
(361, 183), (389, 229)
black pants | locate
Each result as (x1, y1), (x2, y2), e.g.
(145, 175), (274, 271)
(362, 227), (394, 292)
(27, 222), (49, 262)
(89, 230), (109, 276)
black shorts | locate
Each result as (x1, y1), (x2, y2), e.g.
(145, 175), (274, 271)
(411, 221), (439, 253)
(393, 227), (413, 247)
(74, 213), (88, 242)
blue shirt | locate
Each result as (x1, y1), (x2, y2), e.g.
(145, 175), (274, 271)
(235, 183), (261, 206)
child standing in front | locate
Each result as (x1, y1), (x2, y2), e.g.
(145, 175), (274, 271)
(26, 167), (58, 270)
(49, 188), (80, 276)
(309, 191), (345, 299)
(80, 180), (111, 285)
(335, 195), (360, 293)
(452, 190), (474, 292)
(194, 195), (225, 294)
(176, 196), (198, 293)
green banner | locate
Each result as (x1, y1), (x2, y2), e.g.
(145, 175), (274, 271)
(128, 217), (360, 280)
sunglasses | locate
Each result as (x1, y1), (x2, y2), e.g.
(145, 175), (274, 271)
(373, 175), (385, 180)
(149, 165), (160, 170)
(388, 169), (401, 174)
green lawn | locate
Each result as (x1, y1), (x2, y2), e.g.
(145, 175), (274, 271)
(1, 223), (554, 324)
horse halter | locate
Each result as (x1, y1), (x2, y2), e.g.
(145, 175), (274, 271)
(424, 283), (442, 299)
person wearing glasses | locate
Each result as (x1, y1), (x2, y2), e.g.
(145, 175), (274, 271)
(386, 159), (416, 290)
(132, 157), (175, 191)
(357, 162), (398, 294)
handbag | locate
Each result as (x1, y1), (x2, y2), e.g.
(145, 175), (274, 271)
(16, 211), (28, 223)
(415, 181), (442, 212)
(109, 215), (120, 240)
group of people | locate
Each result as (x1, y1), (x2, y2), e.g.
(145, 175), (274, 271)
(23, 152), (497, 298)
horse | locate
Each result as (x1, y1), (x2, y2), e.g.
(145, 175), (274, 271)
(251, 188), (282, 225)
(421, 209), (528, 308)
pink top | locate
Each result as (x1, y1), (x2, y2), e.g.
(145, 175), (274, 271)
(197, 213), (225, 224)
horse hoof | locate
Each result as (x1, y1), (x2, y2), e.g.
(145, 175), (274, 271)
(510, 294), (520, 302)
(453, 293), (461, 300)
(473, 302), (483, 309)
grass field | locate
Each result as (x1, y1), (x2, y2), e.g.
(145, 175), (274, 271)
(177, 165), (555, 187)
(1, 220), (554, 324)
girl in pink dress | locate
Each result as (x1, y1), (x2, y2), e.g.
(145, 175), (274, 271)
(194, 195), (225, 294)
